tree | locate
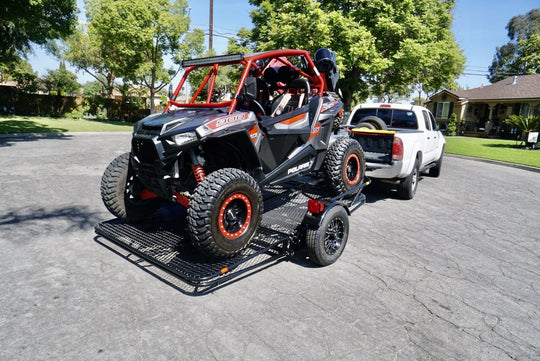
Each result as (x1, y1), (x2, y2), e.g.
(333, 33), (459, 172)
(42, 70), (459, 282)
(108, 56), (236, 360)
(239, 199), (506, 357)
(0, 0), (78, 63)
(64, 25), (117, 99)
(85, 0), (204, 113)
(248, 0), (465, 109)
(44, 61), (80, 116)
(488, 9), (540, 82)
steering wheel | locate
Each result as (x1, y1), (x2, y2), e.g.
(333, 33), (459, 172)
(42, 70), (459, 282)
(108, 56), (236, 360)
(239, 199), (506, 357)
(250, 99), (266, 116)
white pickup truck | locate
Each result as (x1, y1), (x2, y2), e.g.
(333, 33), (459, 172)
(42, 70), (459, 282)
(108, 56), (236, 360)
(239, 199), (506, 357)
(344, 103), (446, 199)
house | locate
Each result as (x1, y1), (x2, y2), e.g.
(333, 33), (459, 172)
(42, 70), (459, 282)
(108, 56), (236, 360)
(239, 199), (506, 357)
(426, 74), (540, 138)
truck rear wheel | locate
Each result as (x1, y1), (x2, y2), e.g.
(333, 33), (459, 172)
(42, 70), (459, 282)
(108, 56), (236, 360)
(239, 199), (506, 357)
(323, 137), (365, 195)
(100, 152), (162, 222)
(429, 147), (444, 177)
(397, 159), (420, 200)
(306, 206), (349, 266)
(187, 168), (263, 258)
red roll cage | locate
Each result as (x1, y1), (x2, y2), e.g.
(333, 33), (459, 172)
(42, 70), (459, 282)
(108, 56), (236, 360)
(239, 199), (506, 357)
(165, 49), (326, 114)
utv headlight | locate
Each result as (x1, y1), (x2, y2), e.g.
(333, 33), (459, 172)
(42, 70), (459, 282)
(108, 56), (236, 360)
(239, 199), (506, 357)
(172, 131), (198, 146)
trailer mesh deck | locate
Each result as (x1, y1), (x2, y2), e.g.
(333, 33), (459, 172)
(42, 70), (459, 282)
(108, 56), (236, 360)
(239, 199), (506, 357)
(94, 178), (366, 293)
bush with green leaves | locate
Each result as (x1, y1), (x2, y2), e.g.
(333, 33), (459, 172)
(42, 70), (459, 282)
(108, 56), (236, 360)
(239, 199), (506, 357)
(447, 113), (457, 136)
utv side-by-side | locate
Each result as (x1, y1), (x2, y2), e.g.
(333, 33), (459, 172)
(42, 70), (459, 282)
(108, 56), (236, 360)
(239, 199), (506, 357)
(100, 48), (365, 258)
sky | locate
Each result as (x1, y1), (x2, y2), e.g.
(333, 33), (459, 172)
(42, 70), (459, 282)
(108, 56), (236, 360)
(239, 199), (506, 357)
(27, 0), (540, 91)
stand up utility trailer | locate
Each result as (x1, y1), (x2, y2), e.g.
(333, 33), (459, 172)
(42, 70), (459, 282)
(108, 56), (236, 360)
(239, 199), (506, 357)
(95, 177), (369, 294)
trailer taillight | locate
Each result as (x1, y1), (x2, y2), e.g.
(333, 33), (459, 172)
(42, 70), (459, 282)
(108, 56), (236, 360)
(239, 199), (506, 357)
(392, 137), (404, 161)
(308, 199), (325, 214)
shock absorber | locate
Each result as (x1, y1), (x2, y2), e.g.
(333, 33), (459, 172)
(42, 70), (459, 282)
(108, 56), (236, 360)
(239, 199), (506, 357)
(189, 149), (206, 183)
(193, 165), (206, 183)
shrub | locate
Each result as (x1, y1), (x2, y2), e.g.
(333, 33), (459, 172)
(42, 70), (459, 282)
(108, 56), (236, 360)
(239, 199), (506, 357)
(447, 113), (457, 136)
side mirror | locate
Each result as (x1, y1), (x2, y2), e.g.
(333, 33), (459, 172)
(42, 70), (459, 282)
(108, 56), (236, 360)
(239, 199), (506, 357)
(438, 123), (448, 132)
(243, 77), (257, 100)
(168, 84), (173, 100)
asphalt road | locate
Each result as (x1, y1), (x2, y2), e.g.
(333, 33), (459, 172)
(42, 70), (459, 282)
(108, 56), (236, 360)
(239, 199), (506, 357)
(1, 132), (539, 361)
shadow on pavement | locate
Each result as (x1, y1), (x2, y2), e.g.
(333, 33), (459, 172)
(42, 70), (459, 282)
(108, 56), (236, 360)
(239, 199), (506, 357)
(0, 205), (102, 232)
(0, 132), (72, 147)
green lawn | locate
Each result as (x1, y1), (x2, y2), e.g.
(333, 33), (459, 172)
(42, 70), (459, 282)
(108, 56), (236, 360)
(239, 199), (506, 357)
(0, 115), (133, 134)
(445, 136), (540, 168)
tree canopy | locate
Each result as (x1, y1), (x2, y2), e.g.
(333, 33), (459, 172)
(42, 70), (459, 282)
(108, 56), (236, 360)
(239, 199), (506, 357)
(83, 0), (204, 113)
(248, 0), (465, 108)
(0, 0), (78, 63)
(488, 9), (540, 83)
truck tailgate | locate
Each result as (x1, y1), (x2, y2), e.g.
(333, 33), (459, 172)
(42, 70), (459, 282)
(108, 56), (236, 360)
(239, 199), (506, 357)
(350, 129), (395, 164)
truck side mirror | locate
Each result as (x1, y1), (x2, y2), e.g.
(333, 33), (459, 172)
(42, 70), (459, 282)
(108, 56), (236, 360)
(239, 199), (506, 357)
(168, 84), (173, 100)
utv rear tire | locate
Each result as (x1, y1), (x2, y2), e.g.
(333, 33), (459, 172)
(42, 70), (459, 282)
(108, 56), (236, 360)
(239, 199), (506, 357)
(100, 152), (161, 222)
(187, 168), (263, 258)
(306, 206), (349, 266)
(323, 137), (365, 195)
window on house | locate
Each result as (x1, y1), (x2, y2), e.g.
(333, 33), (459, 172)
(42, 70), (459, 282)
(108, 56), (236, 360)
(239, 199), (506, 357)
(520, 103), (530, 117)
(436, 102), (450, 119)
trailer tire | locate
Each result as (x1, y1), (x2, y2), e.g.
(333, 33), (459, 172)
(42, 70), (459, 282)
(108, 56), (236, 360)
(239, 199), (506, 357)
(187, 168), (263, 258)
(397, 158), (420, 200)
(100, 152), (162, 222)
(306, 206), (349, 266)
(323, 137), (365, 195)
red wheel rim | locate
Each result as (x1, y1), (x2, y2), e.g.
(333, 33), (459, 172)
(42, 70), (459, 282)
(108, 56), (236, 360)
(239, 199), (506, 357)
(218, 193), (252, 239)
(344, 153), (360, 185)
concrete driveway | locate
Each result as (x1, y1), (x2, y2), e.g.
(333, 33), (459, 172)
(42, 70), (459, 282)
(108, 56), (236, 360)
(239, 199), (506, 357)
(1, 133), (539, 360)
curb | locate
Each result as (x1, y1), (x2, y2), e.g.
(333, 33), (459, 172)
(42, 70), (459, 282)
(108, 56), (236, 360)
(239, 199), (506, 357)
(0, 131), (131, 139)
(446, 153), (540, 173)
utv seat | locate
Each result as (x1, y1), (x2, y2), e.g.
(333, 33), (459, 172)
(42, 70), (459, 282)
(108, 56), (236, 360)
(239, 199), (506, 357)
(271, 78), (311, 117)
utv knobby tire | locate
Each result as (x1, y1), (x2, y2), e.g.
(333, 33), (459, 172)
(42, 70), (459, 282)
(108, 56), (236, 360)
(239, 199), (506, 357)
(100, 152), (161, 222)
(306, 206), (349, 266)
(323, 137), (365, 195)
(187, 168), (263, 258)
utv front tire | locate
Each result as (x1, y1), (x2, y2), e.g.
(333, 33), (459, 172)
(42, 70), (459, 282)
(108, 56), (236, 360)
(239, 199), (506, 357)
(187, 168), (263, 258)
(323, 137), (365, 195)
(100, 152), (161, 222)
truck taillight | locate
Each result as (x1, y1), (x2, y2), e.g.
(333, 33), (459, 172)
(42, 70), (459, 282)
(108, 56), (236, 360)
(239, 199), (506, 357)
(392, 137), (404, 161)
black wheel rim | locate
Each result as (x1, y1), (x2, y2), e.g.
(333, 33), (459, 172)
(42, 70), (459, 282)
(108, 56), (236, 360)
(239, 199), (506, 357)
(345, 153), (360, 185)
(218, 193), (252, 239)
(325, 217), (345, 255)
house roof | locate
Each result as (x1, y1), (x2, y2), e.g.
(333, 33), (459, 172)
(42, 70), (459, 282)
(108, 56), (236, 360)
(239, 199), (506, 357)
(445, 74), (540, 102)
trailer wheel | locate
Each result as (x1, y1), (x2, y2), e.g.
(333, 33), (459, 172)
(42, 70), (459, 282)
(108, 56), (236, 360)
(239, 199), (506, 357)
(397, 158), (420, 200)
(187, 168), (263, 258)
(100, 152), (162, 222)
(306, 206), (349, 266)
(323, 137), (365, 195)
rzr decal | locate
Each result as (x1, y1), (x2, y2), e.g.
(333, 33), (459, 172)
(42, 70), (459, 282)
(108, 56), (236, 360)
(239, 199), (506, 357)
(206, 113), (248, 130)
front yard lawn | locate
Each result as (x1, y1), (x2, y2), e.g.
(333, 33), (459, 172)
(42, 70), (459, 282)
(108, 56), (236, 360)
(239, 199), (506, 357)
(445, 136), (540, 168)
(0, 115), (133, 134)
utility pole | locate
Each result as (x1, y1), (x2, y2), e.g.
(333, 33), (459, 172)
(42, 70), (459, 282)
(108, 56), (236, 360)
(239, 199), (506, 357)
(209, 0), (213, 50)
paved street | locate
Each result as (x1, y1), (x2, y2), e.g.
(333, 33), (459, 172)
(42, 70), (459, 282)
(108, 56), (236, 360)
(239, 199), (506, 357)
(1, 132), (539, 361)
